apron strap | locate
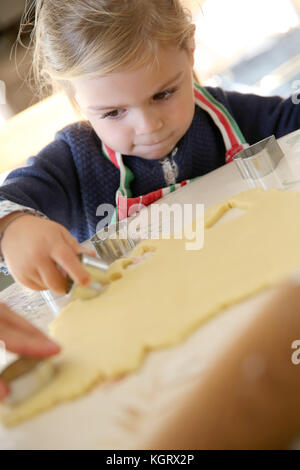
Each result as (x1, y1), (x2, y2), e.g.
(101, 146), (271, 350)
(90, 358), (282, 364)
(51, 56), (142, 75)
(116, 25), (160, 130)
(117, 179), (195, 221)
(102, 143), (135, 223)
(193, 83), (248, 162)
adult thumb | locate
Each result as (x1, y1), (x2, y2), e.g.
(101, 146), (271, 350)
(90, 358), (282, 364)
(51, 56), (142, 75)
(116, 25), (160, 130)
(0, 379), (9, 401)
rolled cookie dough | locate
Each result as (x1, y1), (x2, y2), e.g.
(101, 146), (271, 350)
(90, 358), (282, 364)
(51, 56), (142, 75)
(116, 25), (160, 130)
(2, 188), (300, 426)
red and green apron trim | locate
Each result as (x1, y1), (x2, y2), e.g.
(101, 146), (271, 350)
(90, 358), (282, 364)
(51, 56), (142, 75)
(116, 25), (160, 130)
(117, 179), (197, 221)
(102, 84), (248, 222)
(193, 83), (247, 162)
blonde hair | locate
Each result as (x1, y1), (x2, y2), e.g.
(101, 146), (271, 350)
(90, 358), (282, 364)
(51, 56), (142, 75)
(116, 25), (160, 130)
(20, 0), (195, 101)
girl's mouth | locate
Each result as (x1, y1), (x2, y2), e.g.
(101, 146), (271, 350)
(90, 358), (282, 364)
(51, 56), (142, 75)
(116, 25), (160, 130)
(139, 134), (172, 147)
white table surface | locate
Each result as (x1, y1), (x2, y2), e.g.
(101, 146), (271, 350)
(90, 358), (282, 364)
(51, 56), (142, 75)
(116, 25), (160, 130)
(0, 130), (300, 449)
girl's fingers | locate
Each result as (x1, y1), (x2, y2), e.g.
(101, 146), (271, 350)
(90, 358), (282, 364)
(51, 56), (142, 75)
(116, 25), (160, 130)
(52, 243), (91, 287)
(12, 270), (46, 292)
(60, 229), (97, 258)
(4, 262), (45, 292)
(37, 260), (67, 294)
(81, 249), (97, 257)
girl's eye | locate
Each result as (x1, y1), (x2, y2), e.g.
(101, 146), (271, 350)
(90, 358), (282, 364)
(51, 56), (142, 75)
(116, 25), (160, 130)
(101, 109), (124, 120)
(100, 86), (178, 119)
(153, 87), (178, 101)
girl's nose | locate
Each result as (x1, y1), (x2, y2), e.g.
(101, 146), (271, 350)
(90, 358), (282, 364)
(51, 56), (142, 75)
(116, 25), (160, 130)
(134, 109), (163, 136)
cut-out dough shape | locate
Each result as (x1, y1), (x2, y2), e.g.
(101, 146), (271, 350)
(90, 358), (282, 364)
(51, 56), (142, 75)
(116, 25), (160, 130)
(2, 188), (300, 426)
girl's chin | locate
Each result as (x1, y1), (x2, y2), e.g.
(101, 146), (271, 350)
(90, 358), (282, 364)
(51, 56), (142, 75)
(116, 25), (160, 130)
(133, 141), (176, 160)
(107, 147), (171, 159)
(111, 136), (177, 159)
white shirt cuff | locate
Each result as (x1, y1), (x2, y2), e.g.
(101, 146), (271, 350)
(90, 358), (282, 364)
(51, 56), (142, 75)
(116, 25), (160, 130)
(0, 200), (47, 270)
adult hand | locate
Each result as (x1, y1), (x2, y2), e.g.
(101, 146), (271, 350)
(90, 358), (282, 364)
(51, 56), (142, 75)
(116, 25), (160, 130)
(0, 302), (60, 400)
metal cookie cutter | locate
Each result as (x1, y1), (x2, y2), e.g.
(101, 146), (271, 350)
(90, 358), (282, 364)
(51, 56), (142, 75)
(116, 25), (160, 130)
(233, 135), (284, 180)
(91, 220), (141, 264)
(0, 356), (56, 406)
(66, 253), (110, 300)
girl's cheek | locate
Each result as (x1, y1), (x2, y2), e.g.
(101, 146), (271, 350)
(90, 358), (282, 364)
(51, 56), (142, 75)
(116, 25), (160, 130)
(94, 120), (113, 137)
(168, 99), (188, 120)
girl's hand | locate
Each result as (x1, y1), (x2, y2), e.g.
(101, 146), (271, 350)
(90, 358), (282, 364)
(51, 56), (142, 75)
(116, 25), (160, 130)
(0, 302), (60, 400)
(1, 214), (96, 294)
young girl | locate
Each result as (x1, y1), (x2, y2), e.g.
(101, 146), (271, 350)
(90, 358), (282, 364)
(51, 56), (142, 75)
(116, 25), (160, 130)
(0, 0), (300, 294)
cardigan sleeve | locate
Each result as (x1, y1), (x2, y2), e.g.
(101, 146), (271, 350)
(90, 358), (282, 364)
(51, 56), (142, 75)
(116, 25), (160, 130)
(206, 87), (300, 145)
(0, 137), (82, 233)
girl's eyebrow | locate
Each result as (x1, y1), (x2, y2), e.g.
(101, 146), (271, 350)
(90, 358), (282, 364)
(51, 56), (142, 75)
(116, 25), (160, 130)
(87, 71), (183, 111)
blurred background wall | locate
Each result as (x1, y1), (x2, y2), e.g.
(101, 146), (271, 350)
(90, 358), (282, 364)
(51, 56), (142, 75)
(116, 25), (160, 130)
(191, 0), (300, 97)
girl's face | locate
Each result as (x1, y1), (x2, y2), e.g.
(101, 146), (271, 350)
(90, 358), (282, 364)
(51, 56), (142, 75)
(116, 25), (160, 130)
(72, 43), (195, 160)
